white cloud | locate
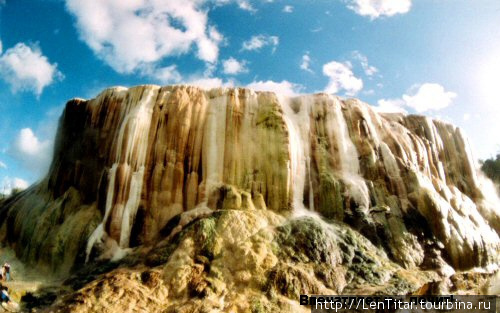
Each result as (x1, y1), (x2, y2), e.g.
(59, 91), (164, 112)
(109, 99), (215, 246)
(215, 0), (256, 12)
(0, 177), (29, 196)
(322, 61), (363, 96)
(15, 128), (49, 156)
(0, 161), (6, 169)
(9, 128), (52, 176)
(141, 65), (182, 84)
(222, 57), (248, 75)
(0, 42), (62, 96)
(187, 77), (235, 89)
(374, 98), (407, 113)
(283, 5), (294, 13)
(463, 113), (471, 121)
(352, 51), (378, 76)
(402, 83), (457, 113)
(246, 80), (301, 97)
(300, 53), (313, 73)
(241, 35), (279, 52)
(376, 83), (456, 113)
(12, 177), (28, 190)
(238, 0), (256, 12)
(346, 0), (412, 19)
(65, 0), (223, 77)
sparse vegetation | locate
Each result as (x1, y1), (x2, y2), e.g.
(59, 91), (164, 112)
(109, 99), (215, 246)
(11, 187), (24, 195)
(480, 154), (500, 191)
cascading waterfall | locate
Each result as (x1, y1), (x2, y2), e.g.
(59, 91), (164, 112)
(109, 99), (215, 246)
(203, 91), (228, 194)
(328, 97), (370, 210)
(85, 164), (117, 262)
(85, 90), (379, 251)
(279, 95), (313, 214)
(279, 94), (377, 214)
(86, 87), (160, 260)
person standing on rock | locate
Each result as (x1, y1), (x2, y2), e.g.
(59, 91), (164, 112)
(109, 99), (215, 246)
(2, 264), (10, 281)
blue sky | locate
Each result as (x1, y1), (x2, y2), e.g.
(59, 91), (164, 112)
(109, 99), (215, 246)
(1, 0), (499, 194)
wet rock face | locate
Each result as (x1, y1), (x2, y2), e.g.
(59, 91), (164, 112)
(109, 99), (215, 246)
(0, 85), (498, 276)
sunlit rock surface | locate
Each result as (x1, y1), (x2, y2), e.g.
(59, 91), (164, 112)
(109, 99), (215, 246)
(0, 85), (498, 311)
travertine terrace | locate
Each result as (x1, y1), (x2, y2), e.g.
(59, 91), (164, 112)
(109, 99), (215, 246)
(0, 85), (498, 311)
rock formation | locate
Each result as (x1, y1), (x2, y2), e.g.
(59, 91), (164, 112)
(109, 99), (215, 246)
(0, 85), (498, 311)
